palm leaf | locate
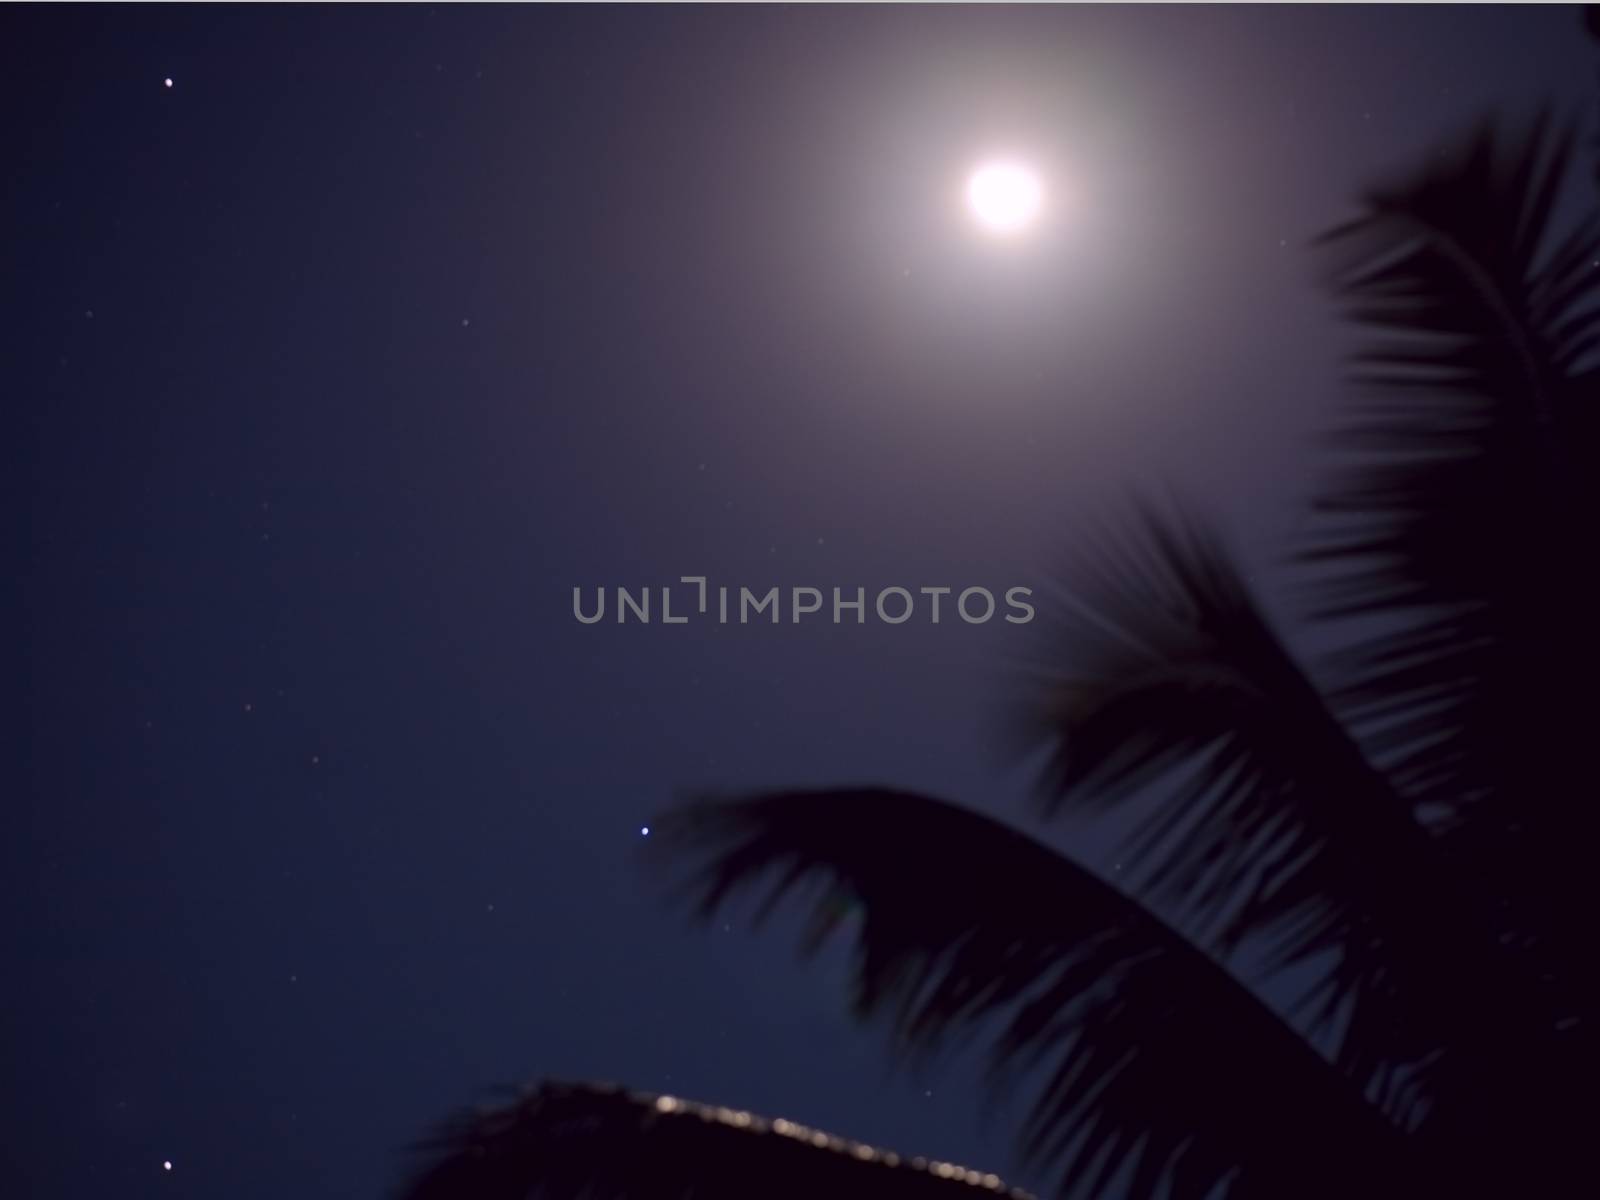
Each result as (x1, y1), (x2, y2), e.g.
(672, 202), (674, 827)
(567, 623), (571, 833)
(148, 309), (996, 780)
(1302, 112), (1599, 1031)
(1008, 498), (1588, 1163)
(647, 788), (1411, 1200)
(1010, 504), (1468, 1108)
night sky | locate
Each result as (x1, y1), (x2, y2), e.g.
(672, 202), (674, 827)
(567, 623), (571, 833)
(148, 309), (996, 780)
(9, 5), (1597, 1198)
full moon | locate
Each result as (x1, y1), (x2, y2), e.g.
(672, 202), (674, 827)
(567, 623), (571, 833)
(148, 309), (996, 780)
(966, 161), (1043, 235)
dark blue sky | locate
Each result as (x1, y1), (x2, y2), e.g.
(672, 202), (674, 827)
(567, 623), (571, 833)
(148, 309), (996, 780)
(10, 5), (1597, 1198)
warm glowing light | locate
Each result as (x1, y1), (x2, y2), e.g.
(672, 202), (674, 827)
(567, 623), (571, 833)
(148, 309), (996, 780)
(966, 161), (1043, 235)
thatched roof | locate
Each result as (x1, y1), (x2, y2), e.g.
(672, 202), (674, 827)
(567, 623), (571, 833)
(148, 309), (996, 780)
(400, 1080), (1034, 1200)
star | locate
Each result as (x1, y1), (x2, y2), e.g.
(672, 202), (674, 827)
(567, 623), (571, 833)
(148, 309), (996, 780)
(162, 1160), (172, 1171)
(163, 78), (173, 89)
(640, 825), (650, 837)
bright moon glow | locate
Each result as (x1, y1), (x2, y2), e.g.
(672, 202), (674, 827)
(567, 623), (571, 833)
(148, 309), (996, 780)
(966, 161), (1043, 235)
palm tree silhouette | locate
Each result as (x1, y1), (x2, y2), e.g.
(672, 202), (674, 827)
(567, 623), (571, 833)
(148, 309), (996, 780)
(400, 33), (1600, 1200)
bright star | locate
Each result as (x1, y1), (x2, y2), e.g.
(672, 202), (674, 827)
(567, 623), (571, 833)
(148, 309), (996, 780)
(640, 825), (650, 837)
(163, 78), (173, 89)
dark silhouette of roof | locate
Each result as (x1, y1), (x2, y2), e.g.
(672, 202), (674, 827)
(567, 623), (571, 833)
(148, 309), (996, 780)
(401, 1080), (1034, 1200)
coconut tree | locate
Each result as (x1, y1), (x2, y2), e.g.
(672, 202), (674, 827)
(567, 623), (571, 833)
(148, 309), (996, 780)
(399, 66), (1600, 1200)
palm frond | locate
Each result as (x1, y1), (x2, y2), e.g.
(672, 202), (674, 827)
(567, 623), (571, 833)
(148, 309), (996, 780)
(398, 1080), (1033, 1200)
(1009, 504), (1468, 1105)
(1008, 498), (1588, 1156)
(647, 788), (1411, 1200)
(1303, 113), (1600, 1028)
